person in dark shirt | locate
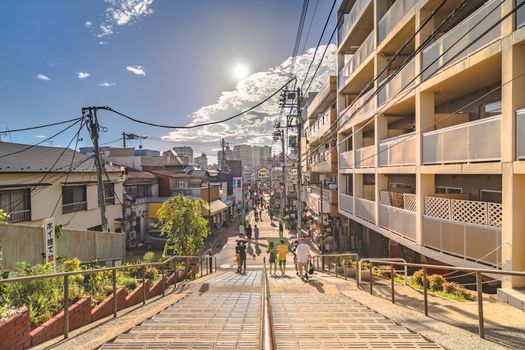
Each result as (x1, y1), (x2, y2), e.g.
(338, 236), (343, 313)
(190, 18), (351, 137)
(235, 240), (247, 273)
(246, 224), (253, 240)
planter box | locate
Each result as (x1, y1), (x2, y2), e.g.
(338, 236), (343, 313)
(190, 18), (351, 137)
(343, 266), (358, 278)
(91, 287), (126, 322)
(166, 272), (177, 286)
(0, 310), (31, 350)
(30, 296), (91, 347)
(125, 280), (150, 308)
(148, 277), (166, 298)
(359, 270), (371, 281)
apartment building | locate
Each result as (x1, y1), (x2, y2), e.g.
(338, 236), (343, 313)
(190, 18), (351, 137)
(195, 153), (208, 169)
(305, 76), (342, 251)
(0, 142), (124, 232)
(336, 0), (525, 289)
(172, 146), (194, 164)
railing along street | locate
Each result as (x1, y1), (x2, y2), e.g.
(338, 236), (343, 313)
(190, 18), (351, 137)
(312, 254), (525, 339)
(261, 257), (276, 350)
(0, 255), (216, 340)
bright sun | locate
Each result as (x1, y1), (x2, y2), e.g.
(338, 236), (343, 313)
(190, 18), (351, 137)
(232, 63), (249, 80)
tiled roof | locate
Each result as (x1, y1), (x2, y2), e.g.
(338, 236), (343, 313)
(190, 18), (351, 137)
(0, 141), (122, 173)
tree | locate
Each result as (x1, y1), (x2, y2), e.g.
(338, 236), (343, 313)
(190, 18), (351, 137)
(156, 195), (209, 256)
(0, 209), (9, 224)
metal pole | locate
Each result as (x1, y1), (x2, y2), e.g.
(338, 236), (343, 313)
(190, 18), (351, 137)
(143, 268), (147, 305)
(63, 275), (69, 339)
(281, 131), (286, 220)
(320, 182), (324, 248)
(344, 265), (347, 280)
(476, 271), (485, 338)
(214, 256), (217, 273)
(369, 261), (373, 295)
(335, 257), (338, 278)
(200, 257), (203, 278)
(112, 265), (117, 317)
(423, 267), (428, 316)
(296, 87), (303, 238)
(162, 263), (166, 296)
(391, 264), (395, 304)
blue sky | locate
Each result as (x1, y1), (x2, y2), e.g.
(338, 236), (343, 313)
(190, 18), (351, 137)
(0, 0), (337, 162)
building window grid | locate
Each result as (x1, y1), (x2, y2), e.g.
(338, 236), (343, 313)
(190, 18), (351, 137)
(62, 186), (87, 213)
(0, 189), (31, 222)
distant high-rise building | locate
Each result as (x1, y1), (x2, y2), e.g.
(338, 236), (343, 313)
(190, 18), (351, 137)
(217, 144), (234, 168)
(232, 144), (272, 168)
(194, 153), (208, 170)
(172, 146), (194, 164)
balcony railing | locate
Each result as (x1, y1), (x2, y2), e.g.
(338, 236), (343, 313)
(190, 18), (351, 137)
(338, 0), (372, 45)
(308, 185), (337, 203)
(339, 150), (354, 169)
(308, 81), (332, 117)
(62, 201), (88, 214)
(422, 0), (501, 80)
(355, 197), (376, 223)
(519, 0), (525, 29)
(377, 0), (417, 44)
(105, 197), (115, 205)
(425, 196), (502, 228)
(380, 191), (416, 212)
(517, 109), (525, 160)
(338, 30), (375, 87)
(379, 132), (415, 167)
(307, 110), (331, 143)
(379, 205), (416, 241)
(6, 209), (31, 223)
(339, 193), (354, 214)
(378, 58), (416, 106)
(311, 149), (336, 173)
(339, 89), (375, 127)
(423, 115), (501, 164)
(354, 145), (376, 168)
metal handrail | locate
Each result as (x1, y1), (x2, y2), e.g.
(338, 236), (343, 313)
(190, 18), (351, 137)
(261, 258), (276, 350)
(359, 258), (525, 339)
(358, 258), (408, 285)
(312, 253), (359, 277)
(0, 255), (214, 340)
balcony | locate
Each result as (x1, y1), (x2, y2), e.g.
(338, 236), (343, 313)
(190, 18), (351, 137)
(62, 201), (88, 214)
(519, 0), (525, 29)
(377, 0), (417, 44)
(518, 109), (525, 160)
(338, 0), (372, 47)
(307, 111), (332, 144)
(378, 58), (416, 107)
(422, 0), (501, 80)
(355, 145), (376, 168)
(311, 149), (337, 173)
(339, 150), (354, 169)
(306, 186), (337, 215)
(423, 115), (501, 164)
(338, 31), (375, 88)
(339, 89), (375, 128)
(307, 77), (335, 118)
(309, 185), (337, 204)
(379, 191), (416, 240)
(6, 209), (31, 223)
(355, 197), (376, 223)
(425, 196), (502, 228)
(339, 193), (354, 215)
(379, 132), (415, 167)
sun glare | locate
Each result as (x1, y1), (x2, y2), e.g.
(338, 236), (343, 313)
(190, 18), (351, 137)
(232, 63), (249, 80)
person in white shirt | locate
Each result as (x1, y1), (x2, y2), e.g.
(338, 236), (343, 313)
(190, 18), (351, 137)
(295, 238), (311, 280)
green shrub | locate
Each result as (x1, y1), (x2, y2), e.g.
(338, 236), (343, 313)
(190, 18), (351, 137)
(343, 257), (353, 267)
(412, 269), (427, 286)
(116, 273), (138, 292)
(453, 285), (477, 301)
(443, 281), (460, 294)
(143, 251), (156, 263)
(428, 274), (446, 291)
(377, 265), (396, 279)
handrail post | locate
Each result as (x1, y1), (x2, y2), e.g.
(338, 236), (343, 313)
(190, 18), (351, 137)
(322, 253), (325, 272)
(112, 264), (117, 317)
(390, 264), (395, 304)
(476, 271), (485, 338)
(369, 261), (373, 295)
(344, 265), (347, 280)
(335, 257), (338, 278)
(357, 261), (361, 288)
(142, 268), (147, 305)
(423, 267), (428, 316)
(63, 274), (69, 339)
(214, 256), (217, 273)
(200, 257), (203, 278)
(162, 263), (166, 297)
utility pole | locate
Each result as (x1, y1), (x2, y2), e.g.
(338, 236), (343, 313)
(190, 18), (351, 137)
(281, 131), (286, 219)
(220, 138), (226, 170)
(122, 132), (127, 148)
(208, 182), (212, 233)
(83, 107), (108, 232)
(296, 87), (303, 238)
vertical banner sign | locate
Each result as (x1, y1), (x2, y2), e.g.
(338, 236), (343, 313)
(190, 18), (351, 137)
(43, 218), (56, 266)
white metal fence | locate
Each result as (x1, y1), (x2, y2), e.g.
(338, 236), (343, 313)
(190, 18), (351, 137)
(355, 145), (376, 168)
(422, 115), (501, 164)
(339, 193), (354, 215)
(378, 58), (416, 106)
(338, 0), (372, 45)
(339, 150), (354, 169)
(517, 109), (525, 160)
(422, 0), (501, 80)
(425, 196), (502, 228)
(378, 132), (416, 166)
(377, 0), (417, 44)
(339, 89), (375, 128)
(379, 204), (416, 241)
(355, 197), (376, 223)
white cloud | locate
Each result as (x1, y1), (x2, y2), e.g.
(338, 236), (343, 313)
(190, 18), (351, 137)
(162, 45), (337, 156)
(85, 21), (93, 29)
(126, 65), (146, 76)
(36, 74), (50, 81)
(77, 71), (90, 79)
(93, 0), (154, 38)
(100, 82), (116, 87)
(34, 135), (46, 138)
(99, 41), (108, 45)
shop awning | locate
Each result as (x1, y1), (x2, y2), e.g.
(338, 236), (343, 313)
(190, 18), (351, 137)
(203, 200), (229, 216)
(147, 202), (163, 219)
(223, 199), (234, 207)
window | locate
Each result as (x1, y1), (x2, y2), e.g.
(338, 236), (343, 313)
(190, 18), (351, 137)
(236, 179), (242, 188)
(480, 190), (502, 203)
(104, 182), (115, 205)
(0, 189), (31, 222)
(62, 186), (87, 213)
(435, 186), (462, 194)
(126, 184), (152, 199)
(177, 181), (186, 188)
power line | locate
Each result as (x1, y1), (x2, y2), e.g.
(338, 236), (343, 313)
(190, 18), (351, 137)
(300, 0), (320, 55)
(290, 0), (310, 74)
(101, 77), (296, 129)
(2, 117), (82, 133)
